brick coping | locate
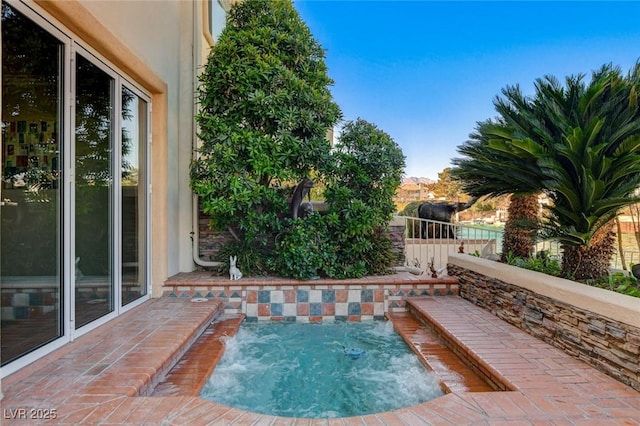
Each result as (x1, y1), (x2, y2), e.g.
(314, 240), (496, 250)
(152, 314), (246, 397)
(1, 298), (224, 398)
(2, 295), (639, 423)
(164, 271), (457, 286)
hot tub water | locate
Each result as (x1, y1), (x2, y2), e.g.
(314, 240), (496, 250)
(200, 320), (445, 418)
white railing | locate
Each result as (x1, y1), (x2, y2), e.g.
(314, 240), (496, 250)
(399, 216), (639, 275)
(401, 216), (504, 275)
(400, 216), (564, 275)
(612, 250), (640, 271)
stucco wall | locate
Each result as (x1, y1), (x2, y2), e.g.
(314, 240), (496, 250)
(447, 253), (640, 391)
(72, 1), (207, 280)
(33, 0), (214, 295)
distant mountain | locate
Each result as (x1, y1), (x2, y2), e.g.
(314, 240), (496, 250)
(402, 176), (435, 185)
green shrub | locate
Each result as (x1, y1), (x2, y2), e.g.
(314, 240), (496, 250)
(272, 214), (336, 280)
(213, 238), (271, 277)
(321, 119), (405, 277)
(586, 272), (640, 298)
(398, 201), (422, 217)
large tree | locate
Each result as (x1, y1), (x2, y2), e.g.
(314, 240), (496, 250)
(190, 0), (341, 248)
(453, 63), (640, 280)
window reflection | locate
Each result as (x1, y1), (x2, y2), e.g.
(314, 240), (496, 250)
(1, 3), (63, 365)
(121, 87), (147, 305)
(74, 54), (114, 328)
(1, 1), (151, 369)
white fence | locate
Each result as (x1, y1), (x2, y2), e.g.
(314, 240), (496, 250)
(402, 216), (503, 275)
(612, 250), (640, 271)
(399, 216), (636, 275)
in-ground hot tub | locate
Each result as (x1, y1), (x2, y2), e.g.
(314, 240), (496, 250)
(199, 320), (445, 418)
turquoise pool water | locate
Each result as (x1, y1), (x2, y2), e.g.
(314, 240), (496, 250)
(200, 320), (444, 418)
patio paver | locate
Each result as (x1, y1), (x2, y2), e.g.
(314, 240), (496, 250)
(1, 282), (639, 424)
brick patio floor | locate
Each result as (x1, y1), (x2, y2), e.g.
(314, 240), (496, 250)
(1, 288), (639, 424)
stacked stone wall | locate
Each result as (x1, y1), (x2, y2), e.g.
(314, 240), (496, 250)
(197, 210), (233, 263)
(448, 263), (640, 392)
(388, 221), (406, 267)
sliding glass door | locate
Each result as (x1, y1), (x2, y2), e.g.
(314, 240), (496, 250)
(1, 2), (64, 365)
(1, 1), (150, 371)
(74, 54), (115, 328)
(121, 87), (148, 306)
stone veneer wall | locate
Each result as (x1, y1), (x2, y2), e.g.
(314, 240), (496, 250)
(163, 274), (456, 322)
(197, 205), (233, 262)
(388, 216), (406, 267)
(447, 253), (640, 392)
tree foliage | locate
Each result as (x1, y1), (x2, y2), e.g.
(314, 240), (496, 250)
(191, 0), (341, 246)
(190, 1), (404, 279)
(431, 168), (464, 200)
(322, 119), (406, 276)
(274, 119), (406, 279)
(453, 63), (640, 280)
(324, 119), (405, 223)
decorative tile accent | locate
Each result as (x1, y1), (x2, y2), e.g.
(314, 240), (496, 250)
(322, 290), (335, 303)
(297, 303), (309, 316)
(271, 291), (284, 303)
(258, 290), (270, 303)
(296, 290), (309, 302)
(271, 303), (283, 316)
(283, 303), (297, 317)
(162, 274), (459, 322)
(374, 302), (384, 316)
(246, 291), (258, 303)
(310, 303), (322, 316)
(361, 303), (374, 315)
(336, 303), (348, 316)
(258, 303), (270, 316)
(246, 303), (258, 317)
(348, 302), (361, 315)
(322, 303), (335, 316)
(284, 290), (296, 303)
(347, 290), (361, 302)
(309, 290), (322, 303)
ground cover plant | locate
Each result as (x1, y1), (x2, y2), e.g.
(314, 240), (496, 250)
(473, 248), (640, 298)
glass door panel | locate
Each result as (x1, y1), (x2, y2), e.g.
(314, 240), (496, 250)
(74, 54), (114, 328)
(1, 3), (64, 365)
(121, 87), (147, 305)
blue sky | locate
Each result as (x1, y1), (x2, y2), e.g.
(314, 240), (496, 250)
(294, 1), (640, 180)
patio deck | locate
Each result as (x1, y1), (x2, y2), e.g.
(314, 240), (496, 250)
(1, 277), (639, 424)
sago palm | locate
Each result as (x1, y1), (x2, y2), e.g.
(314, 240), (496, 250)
(454, 63), (640, 280)
(452, 120), (541, 261)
